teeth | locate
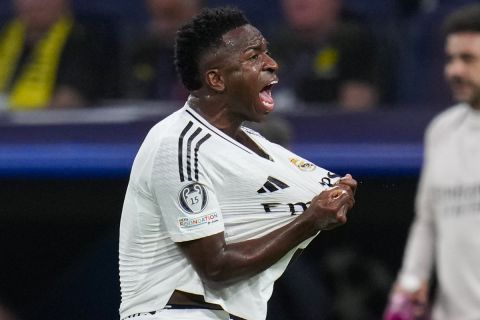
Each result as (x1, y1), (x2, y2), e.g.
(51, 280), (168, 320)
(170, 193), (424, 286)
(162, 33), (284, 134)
(263, 101), (274, 108)
(263, 80), (278, 91)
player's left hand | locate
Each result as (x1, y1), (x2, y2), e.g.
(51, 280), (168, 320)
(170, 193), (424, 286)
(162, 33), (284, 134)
(335, 174), (357, 195)
(329, 173), (357, 223)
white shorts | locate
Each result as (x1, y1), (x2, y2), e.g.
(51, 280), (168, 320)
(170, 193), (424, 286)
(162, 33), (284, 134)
(122, 308), (233, 320)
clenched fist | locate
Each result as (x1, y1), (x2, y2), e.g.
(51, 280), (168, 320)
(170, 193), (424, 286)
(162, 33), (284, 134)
(305, 174), (357, 231)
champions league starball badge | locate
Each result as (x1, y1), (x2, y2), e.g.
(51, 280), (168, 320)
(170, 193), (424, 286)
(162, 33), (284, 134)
(179, 182), (208, 214)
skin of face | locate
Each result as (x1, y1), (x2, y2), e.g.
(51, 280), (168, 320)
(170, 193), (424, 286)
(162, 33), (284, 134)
(14, 0), (67, 33)
(444, 31), (480, 109)
(207, 24), (279, 123)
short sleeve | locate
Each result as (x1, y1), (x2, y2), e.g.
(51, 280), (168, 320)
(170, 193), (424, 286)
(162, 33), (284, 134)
(151, 136), (224, 242)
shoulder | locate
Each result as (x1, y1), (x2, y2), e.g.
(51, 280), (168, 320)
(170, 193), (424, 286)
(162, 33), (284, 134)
(423, 104), (470, 149)
(149, 107), (194, 141)
(426, 103), (469, 141)
(149, 107), (219, 156)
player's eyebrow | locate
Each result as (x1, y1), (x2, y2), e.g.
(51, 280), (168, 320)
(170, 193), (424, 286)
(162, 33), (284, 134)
(244, 39), (268, 52)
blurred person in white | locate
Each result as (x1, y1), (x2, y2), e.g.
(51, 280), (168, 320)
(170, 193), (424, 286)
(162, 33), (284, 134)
(0, 0), (105, 110)
(386, 3), (480, 320)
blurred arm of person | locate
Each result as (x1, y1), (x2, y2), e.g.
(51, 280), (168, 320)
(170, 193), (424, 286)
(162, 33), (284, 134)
(386, 107), (437, 319)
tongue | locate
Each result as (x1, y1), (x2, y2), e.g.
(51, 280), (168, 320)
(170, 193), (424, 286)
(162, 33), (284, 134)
(259, 90), (274, 112)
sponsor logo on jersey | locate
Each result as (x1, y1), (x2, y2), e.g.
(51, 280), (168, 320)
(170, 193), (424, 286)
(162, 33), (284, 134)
(289, 158), (316, 171)
(260, 172), (340, 215)
(257, 176), (290, 194)
(261, 201), (311, 215)
(178, 213), (219, 229)
(179, 182), (208, 214)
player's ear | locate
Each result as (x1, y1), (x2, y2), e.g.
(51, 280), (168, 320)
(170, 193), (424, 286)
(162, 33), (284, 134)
(205, 69), (225, 92)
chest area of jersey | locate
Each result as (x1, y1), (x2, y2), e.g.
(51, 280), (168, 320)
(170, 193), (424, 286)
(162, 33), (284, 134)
(428, 131), (480, 220)
(209, 148), (337, 215)
(429, 128), (480, 185)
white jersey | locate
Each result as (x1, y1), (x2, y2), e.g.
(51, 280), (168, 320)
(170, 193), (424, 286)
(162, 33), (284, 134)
(119, 102), (340, 320)
(398, 103), (480, 320)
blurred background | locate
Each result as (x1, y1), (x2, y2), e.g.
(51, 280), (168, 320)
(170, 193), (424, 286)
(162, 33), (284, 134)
(0, 0), (477, 319)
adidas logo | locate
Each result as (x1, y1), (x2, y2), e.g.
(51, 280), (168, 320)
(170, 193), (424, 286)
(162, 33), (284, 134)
(257, 176), (289, 194)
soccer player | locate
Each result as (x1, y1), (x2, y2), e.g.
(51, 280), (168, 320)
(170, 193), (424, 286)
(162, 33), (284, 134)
(119, 7), (357, 320)
(386, 3), (480, 320)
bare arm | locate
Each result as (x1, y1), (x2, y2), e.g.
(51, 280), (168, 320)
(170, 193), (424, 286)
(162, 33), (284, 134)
(178, 175), (357, 286)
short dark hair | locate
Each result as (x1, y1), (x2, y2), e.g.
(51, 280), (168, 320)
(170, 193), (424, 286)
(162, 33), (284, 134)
(174, 7), (249, 91)
(443, 3), (480, 36)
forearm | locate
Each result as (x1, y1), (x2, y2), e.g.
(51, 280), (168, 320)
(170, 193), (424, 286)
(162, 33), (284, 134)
(399, 215), (435, 285)
(204, 215), (317, 285)
(179, 179), (355, 287)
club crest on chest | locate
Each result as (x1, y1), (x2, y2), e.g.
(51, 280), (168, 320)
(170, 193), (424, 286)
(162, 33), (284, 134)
(289, 157), (316, 171)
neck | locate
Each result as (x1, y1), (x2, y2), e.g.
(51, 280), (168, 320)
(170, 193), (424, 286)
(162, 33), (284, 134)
(188, 94), (243, 139)
(187, 93), (270, 160)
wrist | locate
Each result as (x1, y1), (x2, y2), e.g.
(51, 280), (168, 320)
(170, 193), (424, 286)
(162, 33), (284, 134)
(293, 213), (319, 238)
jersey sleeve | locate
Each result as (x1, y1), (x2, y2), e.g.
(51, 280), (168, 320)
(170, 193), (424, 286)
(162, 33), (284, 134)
(151, 135), (224, 242)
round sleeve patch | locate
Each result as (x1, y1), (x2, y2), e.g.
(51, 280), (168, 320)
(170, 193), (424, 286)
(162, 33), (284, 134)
(178, 182), (209, 214)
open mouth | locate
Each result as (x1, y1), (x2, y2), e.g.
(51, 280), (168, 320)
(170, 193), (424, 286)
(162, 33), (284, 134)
(258, 81), (278, 112)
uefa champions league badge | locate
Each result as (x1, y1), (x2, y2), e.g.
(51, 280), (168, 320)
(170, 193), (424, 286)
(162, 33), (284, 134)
(178, 182), (209, 214)
(289, 157), (316, 172)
